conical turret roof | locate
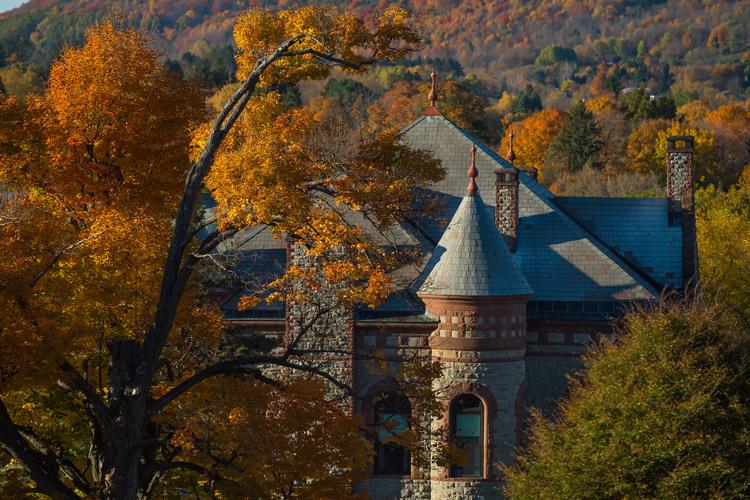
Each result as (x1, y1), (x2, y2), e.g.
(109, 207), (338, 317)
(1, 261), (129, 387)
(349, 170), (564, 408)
(418, 147), (532, 298)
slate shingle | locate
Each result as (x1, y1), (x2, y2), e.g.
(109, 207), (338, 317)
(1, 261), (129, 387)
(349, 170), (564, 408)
(418, 188), (532, 297)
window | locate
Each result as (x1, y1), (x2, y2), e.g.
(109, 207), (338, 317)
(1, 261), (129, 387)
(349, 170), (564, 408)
(374, 393), (411, 475)
(450, 394), (484, 478)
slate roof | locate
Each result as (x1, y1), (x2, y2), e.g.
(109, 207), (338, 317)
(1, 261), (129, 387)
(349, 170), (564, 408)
(552, 197), (682, 288)
(402, 114), (660, 302)
(207, 109), (685, 323)
(418, 188), (532, 297)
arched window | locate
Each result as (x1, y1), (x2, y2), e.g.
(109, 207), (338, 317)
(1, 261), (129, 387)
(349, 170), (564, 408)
(374, 393), (411, 475)
(450, 394), (484, 478)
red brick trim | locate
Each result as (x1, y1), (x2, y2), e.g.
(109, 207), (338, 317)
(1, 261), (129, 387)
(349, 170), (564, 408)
(430, 336), (526, 351)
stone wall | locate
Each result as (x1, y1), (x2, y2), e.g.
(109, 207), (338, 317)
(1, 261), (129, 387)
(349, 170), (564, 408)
(287, 244), (354, 399)
(523, 356), (582, 418)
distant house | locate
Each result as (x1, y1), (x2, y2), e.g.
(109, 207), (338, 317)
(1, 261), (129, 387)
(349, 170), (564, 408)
(209, 85), (698, 499)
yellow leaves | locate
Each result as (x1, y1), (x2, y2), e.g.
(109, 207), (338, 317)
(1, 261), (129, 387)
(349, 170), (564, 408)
(655, 121), (718, 182)
(624, 118), (671, 176)
(201, 87), (441, 311)
(586, 96), (617, 115)
(233, 6), (420, 87)
(235, 7), (355, 85)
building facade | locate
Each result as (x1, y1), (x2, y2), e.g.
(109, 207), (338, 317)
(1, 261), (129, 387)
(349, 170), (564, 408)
(213, 97), (698, 499)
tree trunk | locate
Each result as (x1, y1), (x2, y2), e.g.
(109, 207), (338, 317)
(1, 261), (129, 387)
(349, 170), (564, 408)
(99, 339), (145, 500)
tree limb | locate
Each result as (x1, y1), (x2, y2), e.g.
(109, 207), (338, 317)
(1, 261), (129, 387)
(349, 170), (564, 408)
(0, 397), (81, 499)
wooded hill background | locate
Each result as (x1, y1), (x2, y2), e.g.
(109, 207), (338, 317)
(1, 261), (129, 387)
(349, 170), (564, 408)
(2, 0), (748, 102)
(2, 0), (750, 195)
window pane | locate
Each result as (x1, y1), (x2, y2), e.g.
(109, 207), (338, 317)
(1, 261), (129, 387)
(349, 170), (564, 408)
(374, 393), (411, 475)
(378, 413), (409, 441)
(455, 413), (480, 438)
(463, 441), (481, 476)
(450, 394), (484, 478)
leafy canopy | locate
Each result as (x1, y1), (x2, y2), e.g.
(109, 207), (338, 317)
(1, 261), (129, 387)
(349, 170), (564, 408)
(504, 303), (750, 499)
(0, 8), (441, 498)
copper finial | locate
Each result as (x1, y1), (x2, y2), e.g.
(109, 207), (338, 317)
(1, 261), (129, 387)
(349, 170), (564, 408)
(506, 130), (516, 163)
(428, 68), (437, 107)
(467, 143), (478, 194)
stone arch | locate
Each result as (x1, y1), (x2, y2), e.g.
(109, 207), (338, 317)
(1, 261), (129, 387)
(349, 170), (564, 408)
(440, 381), (498, 480)
(361, 378), (416, 478)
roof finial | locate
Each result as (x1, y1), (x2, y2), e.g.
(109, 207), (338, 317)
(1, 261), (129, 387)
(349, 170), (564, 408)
(467, 143), (478, 194)
(428, 68), (437, 107)
(506, 130), (516, 163)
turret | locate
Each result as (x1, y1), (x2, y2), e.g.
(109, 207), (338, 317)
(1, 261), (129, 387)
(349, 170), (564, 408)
(417, 144), (532, 486)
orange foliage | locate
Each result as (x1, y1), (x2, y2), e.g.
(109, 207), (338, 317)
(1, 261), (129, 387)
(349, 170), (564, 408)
(499, 108), (567, 180)
(0, 23), (205, 388)
(704, 103), (750, 139)
(1, 15), (424, 496)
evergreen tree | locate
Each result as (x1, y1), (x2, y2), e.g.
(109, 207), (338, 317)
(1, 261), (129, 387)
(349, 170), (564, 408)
(545, 101), (602, 171)
(510, 84), (543, 114)
(323, 78), (374, 106)
(620, 86), (676, 122)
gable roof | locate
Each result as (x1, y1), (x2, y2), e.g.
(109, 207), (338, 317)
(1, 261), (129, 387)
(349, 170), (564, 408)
(418, 188), (532, 297)
(402, 114), (660, 302)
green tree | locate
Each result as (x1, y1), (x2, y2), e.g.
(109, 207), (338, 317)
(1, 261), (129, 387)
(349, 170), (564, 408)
(504, 302), (750, 499)
(535, 45), (577, 66)
(546, 101), (602, 171)
(179, 44), (236, 87)
(323, 78), (374, 106)
(620, 87), (676, 122)
(511, 84), (543, 114)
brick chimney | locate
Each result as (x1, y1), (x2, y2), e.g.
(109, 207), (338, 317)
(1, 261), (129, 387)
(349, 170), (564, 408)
(495, 168), (519, 251)
(666, 135), (699, 289)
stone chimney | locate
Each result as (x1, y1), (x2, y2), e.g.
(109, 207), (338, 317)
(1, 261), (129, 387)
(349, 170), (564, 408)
(495, 168), (519, 252)
(666, 135), (699, 289)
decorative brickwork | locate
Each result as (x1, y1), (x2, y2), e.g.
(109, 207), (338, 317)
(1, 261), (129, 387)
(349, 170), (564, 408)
(494, 168), (519, 251)
(666, 135), (699, 289)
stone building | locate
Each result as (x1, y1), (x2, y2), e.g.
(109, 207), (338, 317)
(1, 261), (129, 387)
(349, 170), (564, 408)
(212, 87), (698, 498)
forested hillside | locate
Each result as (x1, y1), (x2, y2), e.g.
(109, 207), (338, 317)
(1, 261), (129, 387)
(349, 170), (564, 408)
(1, 0), (749, 194)
(2, 0), (748, 99)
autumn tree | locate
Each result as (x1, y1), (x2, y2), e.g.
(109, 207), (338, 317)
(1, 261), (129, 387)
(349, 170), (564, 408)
(367, 78), (492, 142)
(695, 184), (750, 316)
(498, 108), (567, 180)
(624, 118), (672, 176)
(0, 7), (443, 499)
(504, 302), (750, 499)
